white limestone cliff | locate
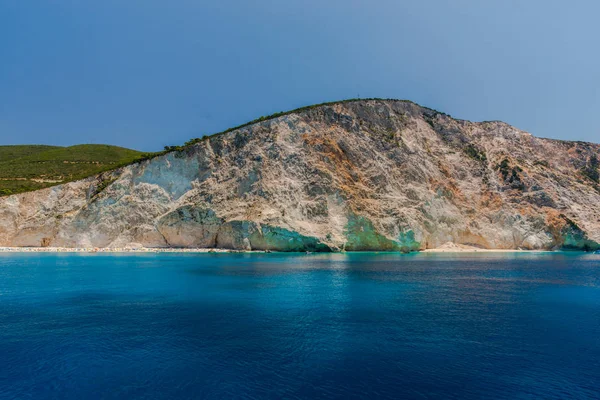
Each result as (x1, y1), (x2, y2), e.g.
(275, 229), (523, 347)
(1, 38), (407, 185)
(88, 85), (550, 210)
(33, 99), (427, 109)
(0, 100), (598, 251)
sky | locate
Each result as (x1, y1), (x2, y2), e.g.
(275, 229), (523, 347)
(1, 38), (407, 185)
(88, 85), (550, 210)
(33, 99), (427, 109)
(1, 0), (598, 151)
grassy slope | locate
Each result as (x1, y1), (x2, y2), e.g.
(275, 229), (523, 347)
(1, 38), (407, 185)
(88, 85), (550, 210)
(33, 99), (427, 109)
(0, 144), (151, 195)
(0, 145), (62, 162)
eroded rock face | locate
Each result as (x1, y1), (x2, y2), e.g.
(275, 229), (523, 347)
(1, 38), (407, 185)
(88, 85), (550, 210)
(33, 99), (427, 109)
(0, 100), (598, 251)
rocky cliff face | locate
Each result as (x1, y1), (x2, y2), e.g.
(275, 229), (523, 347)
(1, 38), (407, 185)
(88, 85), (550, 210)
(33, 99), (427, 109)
(1, 100), (598, 251)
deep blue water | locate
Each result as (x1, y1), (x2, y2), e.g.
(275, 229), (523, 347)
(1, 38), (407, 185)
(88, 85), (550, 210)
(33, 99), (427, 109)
(1, 252), (600, 399)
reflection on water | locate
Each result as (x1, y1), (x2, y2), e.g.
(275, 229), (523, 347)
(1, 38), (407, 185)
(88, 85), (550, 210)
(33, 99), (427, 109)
(0, 252), (599, 399)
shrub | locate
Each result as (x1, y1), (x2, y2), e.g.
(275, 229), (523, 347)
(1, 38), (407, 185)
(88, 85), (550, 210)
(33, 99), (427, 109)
(582, 154), (599, 183)
(464, 144), (487, 162)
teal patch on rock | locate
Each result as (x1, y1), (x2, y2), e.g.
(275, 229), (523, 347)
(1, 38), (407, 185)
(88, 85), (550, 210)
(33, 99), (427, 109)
(344, 215), (420, 252)
(217, 221), (330, 252)
(396, 230), (420, 253)
(560, 217), (599, 251)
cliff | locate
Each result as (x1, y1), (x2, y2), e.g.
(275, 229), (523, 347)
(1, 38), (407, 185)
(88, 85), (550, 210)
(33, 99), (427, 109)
(0, 99), (598, 251)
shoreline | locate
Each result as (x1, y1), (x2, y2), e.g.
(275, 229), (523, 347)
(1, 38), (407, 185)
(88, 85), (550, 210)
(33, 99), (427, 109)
(421, 248), (542, 253)
(423, 242), (549, 253)
(0, 246), (578, 254)
(0, 247), (245, 254)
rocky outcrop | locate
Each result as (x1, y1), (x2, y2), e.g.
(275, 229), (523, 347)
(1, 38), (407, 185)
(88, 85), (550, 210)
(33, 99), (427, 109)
(0, 99), (598, 251)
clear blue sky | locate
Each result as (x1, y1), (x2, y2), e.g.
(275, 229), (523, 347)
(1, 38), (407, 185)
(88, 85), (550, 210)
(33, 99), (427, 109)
(1, 0), (598, 151)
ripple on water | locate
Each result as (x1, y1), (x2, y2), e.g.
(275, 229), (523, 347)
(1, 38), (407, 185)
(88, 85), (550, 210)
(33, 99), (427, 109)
(0, 252), (599, 399)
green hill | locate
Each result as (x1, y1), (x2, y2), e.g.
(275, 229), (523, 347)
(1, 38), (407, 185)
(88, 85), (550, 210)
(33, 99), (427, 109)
(0, 145), (63, 162)
(0, 144), (153, 195)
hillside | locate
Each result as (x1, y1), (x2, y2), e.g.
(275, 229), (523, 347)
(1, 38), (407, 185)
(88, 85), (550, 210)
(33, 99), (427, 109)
(0, 145), (63, 161)
(0, 99), (598, 251)
(0, 144), (151, 195)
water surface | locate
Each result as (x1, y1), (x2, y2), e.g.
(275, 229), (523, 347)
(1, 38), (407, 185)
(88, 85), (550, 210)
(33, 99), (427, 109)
(1, 252), (599, 399)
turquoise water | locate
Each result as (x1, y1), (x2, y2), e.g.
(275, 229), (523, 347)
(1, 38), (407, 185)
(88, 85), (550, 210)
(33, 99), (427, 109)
(1, 252), (599, 399)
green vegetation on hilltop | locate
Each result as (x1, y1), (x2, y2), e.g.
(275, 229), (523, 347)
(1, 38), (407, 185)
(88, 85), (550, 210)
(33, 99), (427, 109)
(0, 144), (153, 196)
(0, 145), (62, 162)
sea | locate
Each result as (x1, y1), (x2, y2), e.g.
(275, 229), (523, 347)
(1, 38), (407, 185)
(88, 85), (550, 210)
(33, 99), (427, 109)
(0, 252), (599, 399)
